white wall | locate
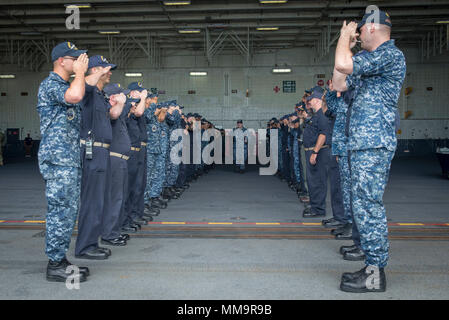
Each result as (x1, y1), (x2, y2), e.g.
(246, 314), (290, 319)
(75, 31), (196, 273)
(0, 45), (448, 140)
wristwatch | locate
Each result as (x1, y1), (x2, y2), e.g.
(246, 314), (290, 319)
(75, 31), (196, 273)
(312, 150), (319, 155)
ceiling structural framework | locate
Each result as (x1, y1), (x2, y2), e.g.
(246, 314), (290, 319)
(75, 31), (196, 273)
(1, 0), (449, 70)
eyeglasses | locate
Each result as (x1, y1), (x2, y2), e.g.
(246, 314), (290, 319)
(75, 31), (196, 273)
(63, 56), (77, 61)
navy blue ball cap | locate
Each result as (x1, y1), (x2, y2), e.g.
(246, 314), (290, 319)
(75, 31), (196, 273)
(147, 92), (159, 98)
(128, 82), (146, 92)
(357, 9), (392, 31)
(88, 55), (117, 70)
(306, 86), (325, 102)
(237, 119), (243, 123)
(51, 41), (87, 62)
(126, 93), (141, 104)
(103, 83), (130, 97)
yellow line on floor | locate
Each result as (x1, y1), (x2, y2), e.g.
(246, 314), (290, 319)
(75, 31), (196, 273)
(23, 220), (45, 223)
(255, 223), (281, 225)
(302, 223), (322, 226)
(0, 220), (4, 223)
(398, 223), (425, 226)
(161, 222), (186, 225)
(208, 222), (233, 225)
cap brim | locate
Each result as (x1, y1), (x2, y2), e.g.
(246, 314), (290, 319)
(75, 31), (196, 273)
(123, 89), (131, 95)
(127, 97), (141, 103)
(106, 63), (117, 70)
(67, 49), (88, 58)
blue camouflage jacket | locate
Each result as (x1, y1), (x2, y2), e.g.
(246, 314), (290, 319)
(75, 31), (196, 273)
(144, 103), (161, 154)
(160, 117), (170, 154)
(325, 91), (347, 157)
(36, 72), (81, 168)
(346, 40), (406, 152)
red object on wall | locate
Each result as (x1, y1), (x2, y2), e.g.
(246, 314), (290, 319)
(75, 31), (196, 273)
(317, 80), (324, 86)
(273, 86), (280, 93)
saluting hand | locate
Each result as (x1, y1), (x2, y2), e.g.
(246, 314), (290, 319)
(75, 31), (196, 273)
(140, 89), (148, 100)
(340, 21), (358, 40)
(116, 93), (127, 105)
(73, 53), (89, 75)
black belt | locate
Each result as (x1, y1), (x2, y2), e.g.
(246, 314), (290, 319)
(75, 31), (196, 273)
(304, 145), (329, 151)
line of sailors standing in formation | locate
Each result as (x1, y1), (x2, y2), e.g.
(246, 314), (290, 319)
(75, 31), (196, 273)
(266, 83), (400, 266)
(38, 42), (232, 283)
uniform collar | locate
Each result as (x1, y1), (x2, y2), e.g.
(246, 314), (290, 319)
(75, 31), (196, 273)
(49, 71), (69, 84)
(373, 39), (395, 53)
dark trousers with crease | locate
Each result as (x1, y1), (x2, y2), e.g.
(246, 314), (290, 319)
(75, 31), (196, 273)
(328, 154), (345, 223)
(305, 148), (329, 215)
(75, 146), (111, 255)
(124, 149), (139, 225)
(103, 156), (128, 240)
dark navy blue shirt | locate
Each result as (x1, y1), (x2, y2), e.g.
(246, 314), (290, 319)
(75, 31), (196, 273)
(125, 103), (142, 148)
(138, 115), (148, 143)
(110, 103), (132, 156)
(80, 83), (112, 144)
(303, 108), (329, 148)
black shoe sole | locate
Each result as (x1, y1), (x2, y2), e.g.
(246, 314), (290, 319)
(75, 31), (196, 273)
(74, 254), (109, 260)
(46, 275), (87, 283)
(340, 247), (358, 255)
(340, 283), (386, 293)
(303, 214), (325, 218)
(100, 240), (127, 247)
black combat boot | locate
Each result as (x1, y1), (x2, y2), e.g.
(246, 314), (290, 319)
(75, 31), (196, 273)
(46, 258), (88, 283)
(144, 203), (160, 216)
(151, 197), (167, 209)
(340, 266), (386, 293)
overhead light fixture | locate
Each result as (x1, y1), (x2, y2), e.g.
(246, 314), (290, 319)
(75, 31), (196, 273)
(272, 68), (291, 73)
(179, 29), (201, 34)
(190, 72), (207, 76)
(0, 75), (16, 79)
(259, 0), (288, 4)
(98, 30), (120, 35)
(125, 73), (143, 77)
(65, 3), (92, 9)
(256, 27), (279, 31)
(163, 1), (191, 5)
(436, 20), (449, 24)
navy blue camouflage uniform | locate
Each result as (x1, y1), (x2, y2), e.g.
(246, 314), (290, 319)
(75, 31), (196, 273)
(346, 39), (406, 268)
(164, 109), (181, 187)
(143, 103), (164, 201)
(37, 71), (82, 262)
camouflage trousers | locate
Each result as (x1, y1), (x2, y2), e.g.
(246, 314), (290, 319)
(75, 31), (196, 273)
(337, 155), (352, 223)
(144, 151), (166, 200)
(164, 144), (180, 187)
(292, 143), (301, 184)
(39, 162), (81, 262)
(350, 148), (394, 268)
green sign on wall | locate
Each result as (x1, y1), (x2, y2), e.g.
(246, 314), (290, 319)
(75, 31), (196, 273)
(283, 81), (296, 93)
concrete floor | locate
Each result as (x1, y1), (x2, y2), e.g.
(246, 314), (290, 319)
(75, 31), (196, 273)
(0, 156), (448, 299)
